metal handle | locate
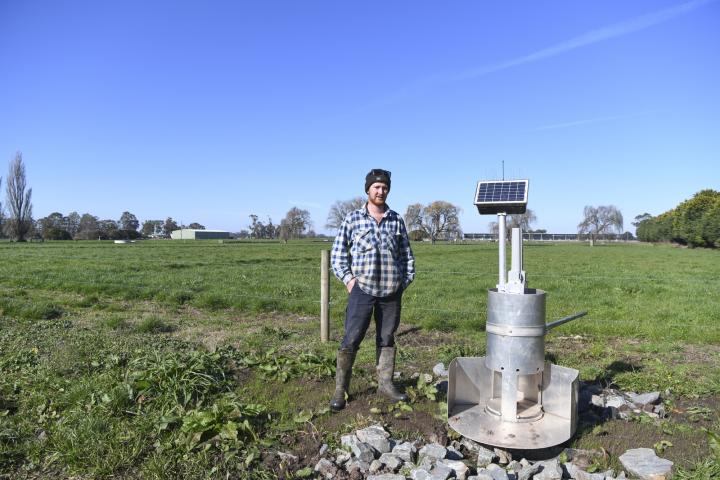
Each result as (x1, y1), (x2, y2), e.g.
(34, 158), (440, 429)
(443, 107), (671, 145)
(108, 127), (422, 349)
(545, 311), (587, 332)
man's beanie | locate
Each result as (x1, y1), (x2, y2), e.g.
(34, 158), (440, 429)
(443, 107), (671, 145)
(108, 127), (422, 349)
(365, 169), (391, 193)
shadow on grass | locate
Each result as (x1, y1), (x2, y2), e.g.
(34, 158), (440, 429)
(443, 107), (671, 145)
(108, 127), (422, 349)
(594, 360), (643, 386)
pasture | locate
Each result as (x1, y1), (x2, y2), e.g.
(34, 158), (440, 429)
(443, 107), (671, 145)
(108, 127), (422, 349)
(1, 240), (719, 478)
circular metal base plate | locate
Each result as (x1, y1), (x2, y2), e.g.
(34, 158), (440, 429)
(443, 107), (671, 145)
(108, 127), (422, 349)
(448, 403), (573, 450)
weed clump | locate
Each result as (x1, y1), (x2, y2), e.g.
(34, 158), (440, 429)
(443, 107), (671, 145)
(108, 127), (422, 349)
(195, 293), (230, 311)
(102, 315), (127, 330)
(135, 316), (172, 334)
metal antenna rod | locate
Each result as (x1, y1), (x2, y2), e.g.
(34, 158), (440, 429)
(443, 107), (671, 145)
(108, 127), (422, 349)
(497, 213), (506, 288)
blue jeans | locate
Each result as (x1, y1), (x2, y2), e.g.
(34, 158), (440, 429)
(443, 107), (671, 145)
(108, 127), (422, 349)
(340, 283), (403, 351)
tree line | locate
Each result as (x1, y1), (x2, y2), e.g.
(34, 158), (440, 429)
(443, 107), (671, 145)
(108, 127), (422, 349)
(635, 189), (720, 248)
(9, 151), (715, 247)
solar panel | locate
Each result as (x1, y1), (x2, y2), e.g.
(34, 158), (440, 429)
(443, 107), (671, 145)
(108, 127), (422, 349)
(474, 179), (528, 214)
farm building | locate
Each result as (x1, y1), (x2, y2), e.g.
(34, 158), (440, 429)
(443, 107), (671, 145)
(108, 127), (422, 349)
(170, 229), (230, 240)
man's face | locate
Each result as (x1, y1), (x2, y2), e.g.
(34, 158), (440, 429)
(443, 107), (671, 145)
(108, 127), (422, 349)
(367, 182), (389, 207)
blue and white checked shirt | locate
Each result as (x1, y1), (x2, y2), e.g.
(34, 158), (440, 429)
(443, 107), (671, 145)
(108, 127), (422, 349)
(331, 204), (415, 297)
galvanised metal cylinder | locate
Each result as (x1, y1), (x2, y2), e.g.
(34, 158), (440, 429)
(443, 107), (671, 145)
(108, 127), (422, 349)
(485, 288), (546, 375)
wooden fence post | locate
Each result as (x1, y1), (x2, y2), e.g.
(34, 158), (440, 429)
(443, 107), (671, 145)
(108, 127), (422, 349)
(320, 250), (330, 342)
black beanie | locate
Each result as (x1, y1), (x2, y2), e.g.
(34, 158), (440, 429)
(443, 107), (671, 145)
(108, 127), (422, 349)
(365, 169), (391, 193)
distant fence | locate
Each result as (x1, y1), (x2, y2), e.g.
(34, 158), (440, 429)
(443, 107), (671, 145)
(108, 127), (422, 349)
(463, 233), (636, 242)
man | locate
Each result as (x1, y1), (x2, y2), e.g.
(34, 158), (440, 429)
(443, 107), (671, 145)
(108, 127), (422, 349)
(329, 168), (416, 411)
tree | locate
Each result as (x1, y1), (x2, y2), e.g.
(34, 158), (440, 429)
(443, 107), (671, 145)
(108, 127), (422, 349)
(577, 205), (623, 245)
(37, 212), (71, 240)
(632, 213), (652, 228)
(279, 219), (290, 243)
(188, 222), (205, 230)
(249, 214), (262, 239)
(488, 209), (537, 239)
(141, 220), (164, 237)
(282, 207), (312, 239)
(119, 211), (139, 232)
(404, 201), (462, 244)
(671, 189), (720, 247)
(0, 176), (3, 238)
(76, 214), (100, 240)
(163, 217), (179, 236)
(98, 219), (119, 240)
(116, 211), (140, 239)
(263, 218), (276, 239)
(326, 197), (365, 231)
(4, 152), (33, 241)
(66, 211), (81, 238)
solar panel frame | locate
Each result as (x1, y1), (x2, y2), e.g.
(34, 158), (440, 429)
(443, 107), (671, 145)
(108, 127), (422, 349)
(474, 179), (529, 214)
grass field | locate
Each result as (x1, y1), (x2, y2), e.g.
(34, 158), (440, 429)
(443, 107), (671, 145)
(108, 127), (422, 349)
(1, 240), (719, 478)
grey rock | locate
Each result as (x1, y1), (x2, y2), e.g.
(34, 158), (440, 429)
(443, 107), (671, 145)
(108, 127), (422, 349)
(392, 441), (418, 463)
(605, 394), (628, 409)
(590, 394), (605, 408)
(359, 460), (372, 473)
(516, 463), (541, 480)
(446, 445), (464, 460)
(276, 451), (299, 464)
(433, 362), (449, 377)
(367, 474), (406, 480)
(344, 458), (358, 471)
(335, 449), (352, 465)
(394, 371), (402, 379)
(507, 460), (521, 472)
(439, 458), (470, 479)
(563, 463), (605, 480)
(423, 373), (434, 383)
(626, 391), (660, 406)
(533, 459), (563, 480)
(486, 463), (510, 480)
(619, 448), (673, 480)
(319, 443), (329, 456)
(606, 406), (620, 420)
(369, 459), (383, 473)
(418, 455), (436, 471)
(653, 404), (667, 418)
(461, 437), (482, 453)
(379, 453), (404, 472)
(314, 458), (338, 479)
(341, 433), (357, 448)
(563, 448), (605, 469)
(419, 443), (448, 461)
(357, 425), (392, 454)
(494, 448), (512, 465)
(476, 446), (497, 467)
(411, 468), (433, 480)
(471, 474), (495, 480)
(430, 462), (454, 480)
(350, 440), (376, 463)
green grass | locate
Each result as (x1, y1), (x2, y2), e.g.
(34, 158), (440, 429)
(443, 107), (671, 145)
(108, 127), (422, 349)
(1, 240), (718, 342)
(0, 240), (719, 477)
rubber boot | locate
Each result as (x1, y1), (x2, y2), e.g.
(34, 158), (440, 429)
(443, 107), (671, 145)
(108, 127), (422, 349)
(376, 346), (409, 402)
(330, 349), (356, 411)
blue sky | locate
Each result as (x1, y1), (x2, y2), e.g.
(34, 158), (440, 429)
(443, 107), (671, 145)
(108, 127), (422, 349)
(1, 0), (718, 234)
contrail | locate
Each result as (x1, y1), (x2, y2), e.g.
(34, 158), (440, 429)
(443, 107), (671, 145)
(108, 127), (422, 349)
(448, 0), (717, 82)
(528, 111), (659, 132)
(359, 0), (718, 111)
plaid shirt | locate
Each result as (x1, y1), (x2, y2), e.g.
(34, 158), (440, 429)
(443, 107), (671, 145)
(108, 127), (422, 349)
(331, 203), (415, 297)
